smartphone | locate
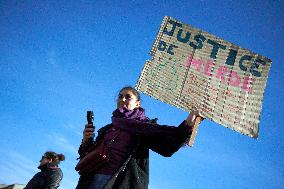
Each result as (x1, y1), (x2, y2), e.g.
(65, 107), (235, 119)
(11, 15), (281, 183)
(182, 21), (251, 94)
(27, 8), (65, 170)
(86, 111), (94, 128)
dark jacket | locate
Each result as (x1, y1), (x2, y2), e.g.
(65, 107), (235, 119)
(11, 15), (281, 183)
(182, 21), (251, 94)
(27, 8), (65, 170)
(76, 120), (192, 189)
(24, 162), (63, 189)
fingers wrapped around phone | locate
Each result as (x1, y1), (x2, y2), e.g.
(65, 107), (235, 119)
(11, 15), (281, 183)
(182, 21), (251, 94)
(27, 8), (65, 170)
(82, 127), (94, 143)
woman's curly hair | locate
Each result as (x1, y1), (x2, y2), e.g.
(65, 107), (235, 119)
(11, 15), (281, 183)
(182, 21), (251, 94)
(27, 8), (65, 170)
(43, 151), (65, 163)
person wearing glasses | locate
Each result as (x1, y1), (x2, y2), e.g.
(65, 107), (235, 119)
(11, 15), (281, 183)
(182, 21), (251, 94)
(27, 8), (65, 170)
(24, 151), (65, 189)
(75, 86), (202, 189)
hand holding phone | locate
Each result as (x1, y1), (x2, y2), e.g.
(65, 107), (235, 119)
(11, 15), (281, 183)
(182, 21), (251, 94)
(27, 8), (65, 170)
(82, 111), (95, 143)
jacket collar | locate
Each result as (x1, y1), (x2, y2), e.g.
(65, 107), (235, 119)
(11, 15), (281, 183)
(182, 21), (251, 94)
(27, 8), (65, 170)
(38, 162), (59, 171)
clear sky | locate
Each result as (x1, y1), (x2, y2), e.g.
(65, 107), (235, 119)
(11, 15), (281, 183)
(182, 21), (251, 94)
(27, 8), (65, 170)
(0, 0), (283, 189)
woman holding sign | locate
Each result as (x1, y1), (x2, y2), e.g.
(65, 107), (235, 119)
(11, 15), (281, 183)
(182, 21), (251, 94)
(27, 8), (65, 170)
(75, 86), (202, 189)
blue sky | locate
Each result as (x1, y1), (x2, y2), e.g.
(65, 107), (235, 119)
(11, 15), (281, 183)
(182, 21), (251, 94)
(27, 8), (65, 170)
(0, 0), (283, 188)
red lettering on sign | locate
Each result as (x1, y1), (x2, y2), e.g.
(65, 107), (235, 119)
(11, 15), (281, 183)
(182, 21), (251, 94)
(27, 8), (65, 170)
(228, 71), (241, 87)
(184, 54), (256, 92)
(216, 65), (227, 82)
(242, 76), (255, 92)
(204, 60), (215, 76)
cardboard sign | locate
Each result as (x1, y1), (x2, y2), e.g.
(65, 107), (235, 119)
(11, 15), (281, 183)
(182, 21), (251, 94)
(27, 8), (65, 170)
(136, 16), (272, 138)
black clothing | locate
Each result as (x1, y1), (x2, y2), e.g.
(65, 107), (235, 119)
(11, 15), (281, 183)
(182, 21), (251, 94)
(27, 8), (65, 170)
(24, 162), (63, 189)
(75, 120), (192, 189)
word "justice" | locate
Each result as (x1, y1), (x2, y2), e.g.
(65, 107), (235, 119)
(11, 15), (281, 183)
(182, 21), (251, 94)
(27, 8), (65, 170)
(160, 19), (267, 78)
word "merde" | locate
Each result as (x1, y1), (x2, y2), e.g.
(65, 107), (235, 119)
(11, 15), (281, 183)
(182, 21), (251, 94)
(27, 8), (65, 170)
(158, 19), (267, 78)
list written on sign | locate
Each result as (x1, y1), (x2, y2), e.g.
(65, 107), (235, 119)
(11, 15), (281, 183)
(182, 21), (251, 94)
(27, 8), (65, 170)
(137, 16), (271, 137)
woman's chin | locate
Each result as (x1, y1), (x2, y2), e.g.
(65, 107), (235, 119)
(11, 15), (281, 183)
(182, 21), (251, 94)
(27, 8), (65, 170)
(118, 105), (129, 110)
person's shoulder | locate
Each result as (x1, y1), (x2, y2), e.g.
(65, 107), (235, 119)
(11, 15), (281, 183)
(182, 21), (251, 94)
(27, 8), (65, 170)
(97, 124), (113, 134)
(148, 118), (158, 124)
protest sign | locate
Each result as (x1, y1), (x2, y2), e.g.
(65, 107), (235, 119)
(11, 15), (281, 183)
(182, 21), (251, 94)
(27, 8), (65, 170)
(136, 16), (272, 138)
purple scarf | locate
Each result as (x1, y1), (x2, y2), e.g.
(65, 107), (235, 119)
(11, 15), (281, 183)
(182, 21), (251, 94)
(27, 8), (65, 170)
(112, 107), (150, 122)
(112, 107), (181, 136)
(112, 107), (190, 148)
(111, 107), (157, 133)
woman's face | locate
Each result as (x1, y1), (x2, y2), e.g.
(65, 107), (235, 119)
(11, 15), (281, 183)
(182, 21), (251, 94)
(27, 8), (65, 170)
(39, 156), (52, 166)
(117, 89), (140, 110)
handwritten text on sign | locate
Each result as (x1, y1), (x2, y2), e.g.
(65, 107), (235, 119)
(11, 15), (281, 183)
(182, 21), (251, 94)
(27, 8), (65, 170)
(136, 16), (272, 138)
